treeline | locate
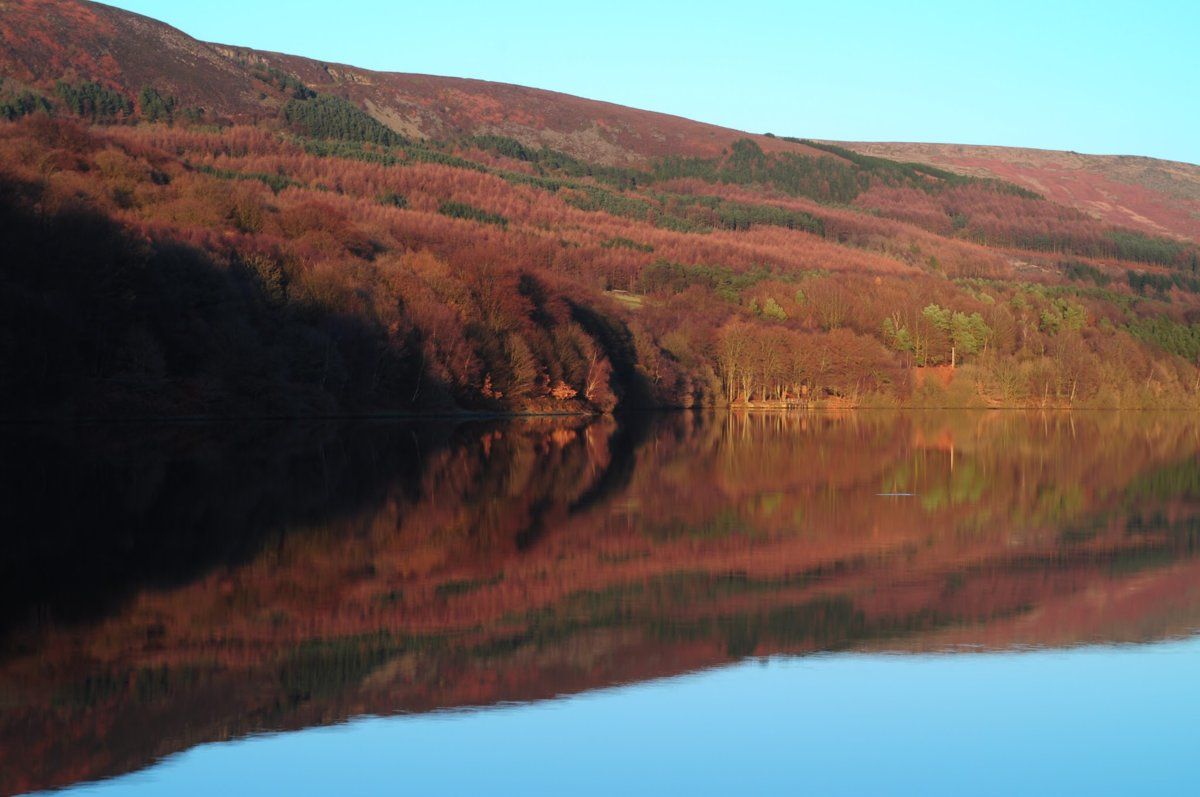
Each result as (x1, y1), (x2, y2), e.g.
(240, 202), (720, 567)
(859, 183), (1200, 269)
(1107, 230), (1198, 269)
(475, 133), (1032, 211)
(191, 162), (297, 194)
(1126, 316), (1200, 362)
(251, 64), (316, 100)
(647, 138), (1041, 207)
(0, 169), (631, 417)
(5, 80), (202, 126)
(22, 83), (1196, 278)
(667, 194), (825, 235)
(1013, 228), (1198, 268)
(0, 173), (414, 417)
(469, 134), (648, 189)
(1127, 269), (1200, 297)
(0, 120), (655, 417)
(639, 260), (794, 303)
(0, 88), (51, 121)
(299, 137), (488, 173)
(559, 184), (826, 237)
(1062, 260), (1111, 286)
(134, 85), (202, 125)
(54, 80), (133, 121)
(794, 138), (1042, 199)
(4, 114), (1200, 415)
(282, 94), (407, 147)
(882, 304), (992, 367)
(714, 321), (900, 403)
(438, 199), (508, 228)
(653, 138), (867, 203)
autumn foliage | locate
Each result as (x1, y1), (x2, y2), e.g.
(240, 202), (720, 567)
(1, 99), (1199, 416)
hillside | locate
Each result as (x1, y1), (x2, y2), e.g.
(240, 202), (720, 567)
(840, 141), (1200, 241)
(2, 0), (1200, 417)
(0, 0), (813, 163)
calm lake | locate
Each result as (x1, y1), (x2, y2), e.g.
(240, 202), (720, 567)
(3, 411), (1200, 795)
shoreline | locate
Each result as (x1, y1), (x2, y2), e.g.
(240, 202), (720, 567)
(4, 402), (1198, 426)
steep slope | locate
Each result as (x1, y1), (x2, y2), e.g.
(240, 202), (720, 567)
(0, 0), (818, 164)
(251, 49), (829, 165)
(0, 0), (265, 114)
(841, 141), (1200, 241)
(3, 0), (1195, 231)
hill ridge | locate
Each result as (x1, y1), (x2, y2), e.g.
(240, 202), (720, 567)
(4, 0), (1196, 241)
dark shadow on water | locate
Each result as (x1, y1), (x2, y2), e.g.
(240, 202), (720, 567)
(0, 421), (455, 642)
(3, 410), (1200, 794)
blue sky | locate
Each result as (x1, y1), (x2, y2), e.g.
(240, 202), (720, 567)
(42, 640), (1200, 796)
(104, 0), (1199, 164)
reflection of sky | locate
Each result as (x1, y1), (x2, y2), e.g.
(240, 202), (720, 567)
(44, 638), (1200, 796)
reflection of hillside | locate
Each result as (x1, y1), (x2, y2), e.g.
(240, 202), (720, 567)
(3, 412), (1200, 794)
(0, 421), (450, 636)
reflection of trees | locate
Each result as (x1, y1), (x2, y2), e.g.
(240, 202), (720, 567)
(4, 411), (1200, 794)
(0, 422), (443, 638)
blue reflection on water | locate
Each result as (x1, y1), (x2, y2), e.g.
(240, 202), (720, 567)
(40, 636), (1200, 796)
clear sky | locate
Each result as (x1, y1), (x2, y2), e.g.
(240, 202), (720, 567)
(42, 640), (1200, 795)
(102, 0), (1199, 164)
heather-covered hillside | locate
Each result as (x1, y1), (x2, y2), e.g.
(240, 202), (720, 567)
(0, 0), (806, 163)
(2, 0), (1199, 416)
(841, 141), (1200, 241)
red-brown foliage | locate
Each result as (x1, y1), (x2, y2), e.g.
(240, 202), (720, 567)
(3, 111), (1199, 416)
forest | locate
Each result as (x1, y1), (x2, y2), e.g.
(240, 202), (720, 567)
(1, 78), (1200, 417)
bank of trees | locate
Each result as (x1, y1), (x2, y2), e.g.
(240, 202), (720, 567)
(882, 305), (992, 367)
(282, 94), (407, 146)
(3, 113), (1199, 416)
(715, 322), (900, 403)
(859, 183), (1200, 269)
(54, 80), (133, 121)
(0, 88), (51, 121)
(138, 87), (177, 124)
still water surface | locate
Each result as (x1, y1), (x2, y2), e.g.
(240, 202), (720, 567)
(2, 411), (1200, 794)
